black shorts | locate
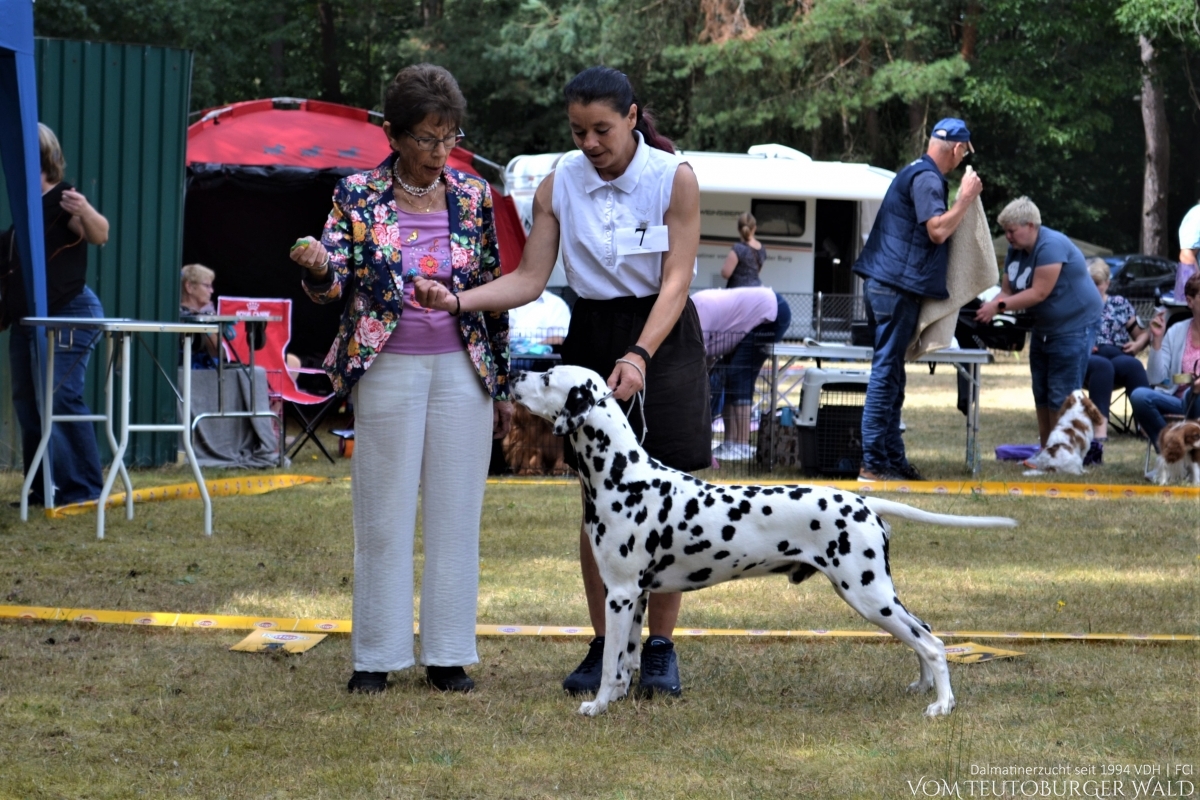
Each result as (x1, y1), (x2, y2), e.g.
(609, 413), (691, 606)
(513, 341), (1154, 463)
(560, 294), (711, 472)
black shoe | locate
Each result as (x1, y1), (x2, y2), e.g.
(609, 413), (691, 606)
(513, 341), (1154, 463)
(637, 636), (682, 698)
(1083, 440), (1103, 466)
(562, 636), (605, 696)
(892, 462), (924, 481)
(347, 671), (388, 694)
(426, 665), (474, 692)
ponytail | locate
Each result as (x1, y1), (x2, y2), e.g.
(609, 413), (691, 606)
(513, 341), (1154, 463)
(564, 66), (676, 154)
(736, 212), (756, 242)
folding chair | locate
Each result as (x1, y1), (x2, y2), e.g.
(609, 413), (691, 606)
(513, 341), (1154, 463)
(217, 296), (339, 463)
(1107, 385), (1137, 435)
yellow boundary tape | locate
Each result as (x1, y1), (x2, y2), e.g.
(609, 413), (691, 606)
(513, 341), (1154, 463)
(488, 476), (1200, 501)
(44, 475), (329, 518)
(1, 605), (1193, 642)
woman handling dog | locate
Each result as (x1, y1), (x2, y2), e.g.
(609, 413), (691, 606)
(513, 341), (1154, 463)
(976, 196), (1102, 446)
(291, 64), (512, 694)
(415, 66), (709, 699)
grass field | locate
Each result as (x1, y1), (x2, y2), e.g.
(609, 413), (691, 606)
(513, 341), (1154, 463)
(0, 361), (1196, 799)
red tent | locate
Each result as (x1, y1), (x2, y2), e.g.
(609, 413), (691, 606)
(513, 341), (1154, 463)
(183, 99), (526, 360)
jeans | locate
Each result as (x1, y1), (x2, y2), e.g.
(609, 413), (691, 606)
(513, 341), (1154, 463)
(9, 286), (105, 504)
(1129, 386), (1199, 451)
(1085, 347), (1149, 418)
(861, 278), (922, 473)
(1028, 325), (1093, 409)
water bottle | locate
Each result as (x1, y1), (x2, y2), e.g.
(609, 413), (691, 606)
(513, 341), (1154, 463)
(780, 407), (793, 427)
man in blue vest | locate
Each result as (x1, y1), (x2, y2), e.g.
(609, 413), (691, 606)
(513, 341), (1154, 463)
(852, 118), (984, 482)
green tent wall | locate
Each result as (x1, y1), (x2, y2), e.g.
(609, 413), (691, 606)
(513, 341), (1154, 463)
(0, 38), (193, 468)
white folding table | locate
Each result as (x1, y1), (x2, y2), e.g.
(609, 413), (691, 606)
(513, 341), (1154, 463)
(20, 317), (219, 538)
(767, 342), (995, 475)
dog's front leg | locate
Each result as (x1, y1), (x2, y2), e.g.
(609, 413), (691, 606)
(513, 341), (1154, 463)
(578, 589), (638, 716)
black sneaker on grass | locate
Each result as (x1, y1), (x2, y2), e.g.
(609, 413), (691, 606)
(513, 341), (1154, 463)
(892, 461), (925, 481)
(347, 671), (388, 694)
(637, 636), (682, 697)
(1083, 440), (1103, 466)
(426, 665), (474, 692)
(562, 636), (605, 695)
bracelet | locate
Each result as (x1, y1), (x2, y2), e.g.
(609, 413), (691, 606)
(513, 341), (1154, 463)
(624, 344), (652, 363)
(997, 301), (1007, 311)
(451, 295), (461, 317)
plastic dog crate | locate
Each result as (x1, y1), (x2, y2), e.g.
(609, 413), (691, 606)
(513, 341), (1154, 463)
(796, 368), (869, 476)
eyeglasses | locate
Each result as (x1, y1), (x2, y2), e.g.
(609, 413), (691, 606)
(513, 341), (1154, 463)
(405, 129), (465, 152)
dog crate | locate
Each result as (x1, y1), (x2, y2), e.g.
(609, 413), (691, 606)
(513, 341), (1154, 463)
(796, 368), (869, 476)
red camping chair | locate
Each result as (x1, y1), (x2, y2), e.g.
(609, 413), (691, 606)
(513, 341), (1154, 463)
(217, 296), (339, 463)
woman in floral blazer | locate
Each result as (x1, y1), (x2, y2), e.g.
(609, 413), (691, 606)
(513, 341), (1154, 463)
(291, 64), (510, 696)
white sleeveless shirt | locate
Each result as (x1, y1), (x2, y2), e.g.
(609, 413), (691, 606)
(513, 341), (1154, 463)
(551, 131), (689, 300)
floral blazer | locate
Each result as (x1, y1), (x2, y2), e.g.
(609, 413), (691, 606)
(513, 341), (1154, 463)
(303, 157), (509, 399)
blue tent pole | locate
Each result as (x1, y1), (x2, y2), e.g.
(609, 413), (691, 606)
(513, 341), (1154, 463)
(1, 0), (52, 497)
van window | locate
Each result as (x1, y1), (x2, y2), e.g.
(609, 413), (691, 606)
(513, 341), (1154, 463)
(751, 200), (806, 237)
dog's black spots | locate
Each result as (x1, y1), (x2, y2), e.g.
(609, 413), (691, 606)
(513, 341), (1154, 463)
(841, 580), (850, 589)
(540, 372), (551, 386)
(784, 548), (802, 556)
(861, 570), (875, 586)
(691, 525), (704, 537)
(610, 452), (627, 484)
(659, 481), (672, 497)
(582, 424), (596, 440)
(626, 534), (636, 553)
(921, 622), (932, 633)
(838, 530), (851, 555)
(813, 556), (828, 567)
(650, 580), (662, 589)
(578, 462), (591, 480)
(835, 519), (847, 530)
(910, 625), (923, 639)
(592, 456), (605, 474)
(684, 540), (712, 555)
(677, 521), (687, 531)
(777, 540), (790, 552)
(762, 505), (773, 516)
(608, 600), (622, 612)
(646, 529), (659, 555)
(634, 506), (648, 525)
(595, 534), (602, 547)
(728, 508), (743, 522)
(597, 523), (606, 536)
(655, 554), (675, 572)
(619, 542), (629, 558)
(627, 642), (637, 654)
(832, 558), (840, 567)
(818, 498), (828, 511)
(825, 540), (837, 558)
(738, 499), (751, 514)
(714, 550), (730, 560)
(660, 529), (673, 550)
(743, 487), (760, 498)
(832, 493), (843, 503)
(881, 607), (892, 616)
(771, 564), (792, 574)
(790, 563), (817, 584)
(883, 536), (892, 576)
(853, 507), (871, 523)
(741, 561), (759, 572)
(863, 548), (875, 559)
(810, 519), (821, 531)
(611, 501), (622, 513)
(684, 498), (700, 520)
(839, 505), (852, 517)
(658, 501), (673, 524)
(703, 495), (716, 507)
(789, 487), (812, 499)
(721, 494), (734, 504)
(628, 450), (639, 463)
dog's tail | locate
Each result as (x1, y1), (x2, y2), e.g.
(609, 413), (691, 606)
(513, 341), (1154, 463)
(864, 497), (1017, 528)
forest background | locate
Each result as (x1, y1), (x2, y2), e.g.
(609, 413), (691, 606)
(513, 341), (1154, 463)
(33, 0), (1200, 255)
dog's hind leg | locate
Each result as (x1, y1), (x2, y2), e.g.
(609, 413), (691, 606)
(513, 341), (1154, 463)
(625, 592), (648, 670)
(578, 587), (639, 717)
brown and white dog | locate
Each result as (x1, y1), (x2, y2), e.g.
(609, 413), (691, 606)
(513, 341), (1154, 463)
(1154, 420), (1200, 485)
(1023, 390), (1105, 476)
(502, 403), (569, 475)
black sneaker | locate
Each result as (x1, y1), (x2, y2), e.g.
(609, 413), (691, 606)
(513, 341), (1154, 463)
(891, 461), (924, 481)
(347, 671), (388, 694)
(1083, 440), (1103, 466)
(562, 636), (605, 696)
(426, 665), (475, 693)
(637, 636), (682, 698)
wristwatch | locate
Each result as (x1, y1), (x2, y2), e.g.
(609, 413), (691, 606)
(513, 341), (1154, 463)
(997, 301), (1007, 311)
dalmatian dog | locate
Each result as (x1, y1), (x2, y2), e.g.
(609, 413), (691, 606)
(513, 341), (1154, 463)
(510, 365), (1017, 718)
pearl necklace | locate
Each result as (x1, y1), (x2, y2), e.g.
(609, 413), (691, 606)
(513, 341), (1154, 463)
(393, 162), (442, 197)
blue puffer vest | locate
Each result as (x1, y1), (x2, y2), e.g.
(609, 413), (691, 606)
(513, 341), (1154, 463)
(852, 154), (949, 299)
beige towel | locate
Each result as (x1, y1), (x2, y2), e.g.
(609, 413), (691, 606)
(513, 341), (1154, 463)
(906, 190), (996, 360)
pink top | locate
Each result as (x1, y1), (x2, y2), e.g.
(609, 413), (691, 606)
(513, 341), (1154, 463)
(383, 208), (463, 355)
(690, 287), (779, 358)
(1178, 327), (1200, 397)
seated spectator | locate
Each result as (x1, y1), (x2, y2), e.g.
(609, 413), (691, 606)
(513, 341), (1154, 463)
(691, 287), (791, 460)
(1082, 257), (1150, 464)
(179, 263), (222, 368)
(1130, 272), (1200, 464)
(508, 289), (571, 354)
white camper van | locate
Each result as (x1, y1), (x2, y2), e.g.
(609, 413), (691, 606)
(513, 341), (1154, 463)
(504, 144), (896, 297)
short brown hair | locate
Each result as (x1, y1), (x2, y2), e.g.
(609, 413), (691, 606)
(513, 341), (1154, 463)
(383, 64), (466, 135)
(38, 123), (66, 185)
(1186, 272), (1200, 299)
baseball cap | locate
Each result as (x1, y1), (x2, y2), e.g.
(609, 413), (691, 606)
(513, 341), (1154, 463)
(931, 118), (974, 153)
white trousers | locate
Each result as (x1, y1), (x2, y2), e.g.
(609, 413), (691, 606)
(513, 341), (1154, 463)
(349, 350), (493, 672)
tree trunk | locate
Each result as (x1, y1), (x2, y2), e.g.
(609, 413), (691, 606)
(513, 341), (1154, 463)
(318, 2), (343, 103)
(422, 0), (444, 26)
(960, 0), (980, 61)
(1139, 34), (1170, 257)
(859, 38), (880, 163)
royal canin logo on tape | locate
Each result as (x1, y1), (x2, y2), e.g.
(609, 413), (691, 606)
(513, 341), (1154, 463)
(316, 622), (338, 631)
(133, 617), (155, 625)
(263, 633), (304, 641)
(194, 619), (217, 627)
(254, 621), (278, 629)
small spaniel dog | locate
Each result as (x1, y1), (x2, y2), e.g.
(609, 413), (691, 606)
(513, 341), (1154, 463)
(1023, 390), (1105, 476)
(1154, 420), (1200, 485)
(502, 403), (569, 475)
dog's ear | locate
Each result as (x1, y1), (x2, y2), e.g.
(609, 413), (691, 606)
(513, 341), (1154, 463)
(1081, 396), (1105, 427)
(553, 383), (597, 435)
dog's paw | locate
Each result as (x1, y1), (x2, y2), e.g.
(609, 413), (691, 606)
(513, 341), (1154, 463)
(924, 698), (956, 717)
(578, 700), (607, 717)
(907, 677), (934, 694)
